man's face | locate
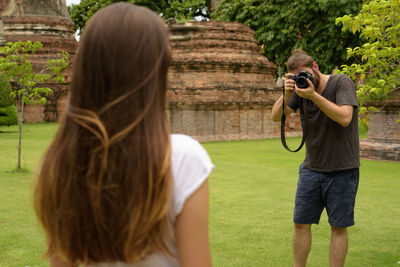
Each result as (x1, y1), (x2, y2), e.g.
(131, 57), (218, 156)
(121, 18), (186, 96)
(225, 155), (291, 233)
(292, 67), (320, 89)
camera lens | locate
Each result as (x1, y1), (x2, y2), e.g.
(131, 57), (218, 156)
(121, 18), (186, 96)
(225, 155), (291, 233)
(296, 77), (308, 88)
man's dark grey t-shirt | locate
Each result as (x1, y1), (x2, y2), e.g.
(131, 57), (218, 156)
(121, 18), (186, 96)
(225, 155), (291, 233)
(288, 74), (360, 172)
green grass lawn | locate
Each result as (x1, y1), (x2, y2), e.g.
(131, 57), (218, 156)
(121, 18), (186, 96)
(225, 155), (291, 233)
(0, 123), (399, 266)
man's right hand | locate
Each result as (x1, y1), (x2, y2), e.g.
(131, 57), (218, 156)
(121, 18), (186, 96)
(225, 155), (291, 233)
(284, 73), (296, 97)
(271, 73), (296, 122)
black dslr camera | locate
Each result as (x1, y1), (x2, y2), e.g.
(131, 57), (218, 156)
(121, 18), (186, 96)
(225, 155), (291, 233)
(290, 70), (314, 89)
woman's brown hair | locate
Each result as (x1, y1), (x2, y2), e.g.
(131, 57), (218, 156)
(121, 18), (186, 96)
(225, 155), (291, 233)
(34, 3), (172, 265)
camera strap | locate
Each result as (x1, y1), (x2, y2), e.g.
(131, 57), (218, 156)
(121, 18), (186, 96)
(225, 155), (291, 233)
(281, 86), (306, 152)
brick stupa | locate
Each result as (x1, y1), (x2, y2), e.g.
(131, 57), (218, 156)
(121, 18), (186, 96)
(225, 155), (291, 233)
(166, 20), (300, 141)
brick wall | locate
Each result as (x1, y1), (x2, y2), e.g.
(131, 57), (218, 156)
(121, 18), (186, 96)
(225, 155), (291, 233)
(360, 105), (400, 161)
(166, 104), (300, 142)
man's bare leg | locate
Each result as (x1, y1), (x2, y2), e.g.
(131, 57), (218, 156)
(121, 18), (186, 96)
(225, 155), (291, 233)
(330, 226), (348, 267)
(293, 223), (312, 267)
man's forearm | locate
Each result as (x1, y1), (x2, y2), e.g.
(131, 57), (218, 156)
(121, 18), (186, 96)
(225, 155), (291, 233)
(310, 93), (353, 127)
(271, 95), (293, 122)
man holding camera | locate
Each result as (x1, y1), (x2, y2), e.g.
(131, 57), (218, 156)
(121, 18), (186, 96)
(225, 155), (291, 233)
(271, 49), (359, 267)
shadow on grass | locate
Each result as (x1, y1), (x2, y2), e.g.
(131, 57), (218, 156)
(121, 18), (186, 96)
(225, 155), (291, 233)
(7, 168), (30, 174)
(0, 130), (19, 134)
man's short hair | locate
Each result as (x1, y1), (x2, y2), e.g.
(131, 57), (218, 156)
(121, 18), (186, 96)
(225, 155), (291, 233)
(287, 49), (314, 72)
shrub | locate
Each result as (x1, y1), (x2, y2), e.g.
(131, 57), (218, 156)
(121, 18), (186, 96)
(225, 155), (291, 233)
(0, 74), (17, 126)
(0, 105), (18, 126)
(0, 74), (14, 107)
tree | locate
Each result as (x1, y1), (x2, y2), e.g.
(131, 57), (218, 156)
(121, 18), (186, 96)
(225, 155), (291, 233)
(68, 0), (211, 35)
(213, 0), (364, 75)
(0, 74), (17, 127)
(0, 41), (69, 170)
(164, 0), (211, 21)
(335, 0), (400, 126)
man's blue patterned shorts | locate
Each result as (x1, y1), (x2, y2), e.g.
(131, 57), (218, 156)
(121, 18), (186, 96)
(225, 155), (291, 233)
(294, 164), (359, 228)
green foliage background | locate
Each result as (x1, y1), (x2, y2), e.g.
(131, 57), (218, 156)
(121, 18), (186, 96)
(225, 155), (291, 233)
(213, 0), (364, 75)
(68, 0), (211, 35)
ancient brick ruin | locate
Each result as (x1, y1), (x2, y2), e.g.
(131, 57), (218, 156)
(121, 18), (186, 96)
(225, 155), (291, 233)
(0, 0), (77, 122)
(166, 20), (300, 141)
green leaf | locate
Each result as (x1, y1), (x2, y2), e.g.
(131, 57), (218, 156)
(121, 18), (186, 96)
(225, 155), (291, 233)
(377, 79), (386, 87)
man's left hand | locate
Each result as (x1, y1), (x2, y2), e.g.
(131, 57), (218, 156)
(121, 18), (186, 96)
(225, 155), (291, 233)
(294, 78), (317, 100)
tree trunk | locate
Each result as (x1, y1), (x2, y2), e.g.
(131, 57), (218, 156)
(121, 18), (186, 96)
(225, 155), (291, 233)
(17, 95), (24, 170)
(211, 0), (220, 12)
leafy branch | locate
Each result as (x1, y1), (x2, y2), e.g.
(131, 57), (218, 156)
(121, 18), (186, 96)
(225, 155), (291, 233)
(335, 0), (400, 128)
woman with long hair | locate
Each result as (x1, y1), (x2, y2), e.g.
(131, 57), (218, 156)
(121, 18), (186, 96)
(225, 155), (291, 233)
(34, 3), (213, 267)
